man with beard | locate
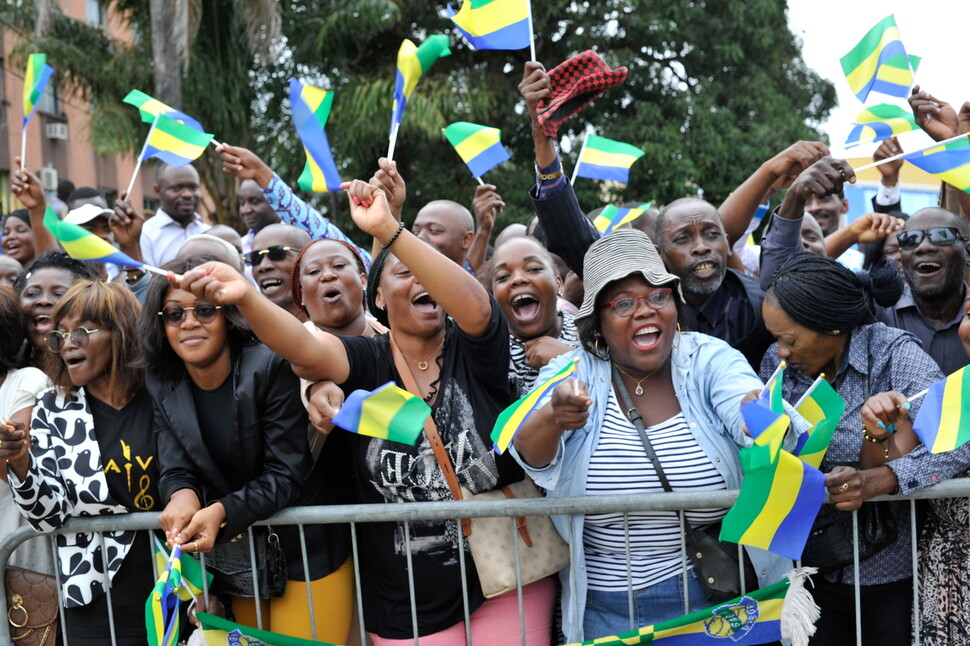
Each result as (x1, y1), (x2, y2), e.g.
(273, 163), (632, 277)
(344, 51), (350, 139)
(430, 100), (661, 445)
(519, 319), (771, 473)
(128, 163), (210, 267)
(654, 198), (773, 369)
(876, 207), (970, 374)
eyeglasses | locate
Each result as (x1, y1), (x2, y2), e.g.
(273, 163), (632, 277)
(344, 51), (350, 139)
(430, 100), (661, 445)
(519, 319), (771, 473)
(896, 227), (968, 250)
(46, 327), (102, 354)
(157, 304), (222, 326)
(601, 288), (674, 317)
(244, 245), (297, 265)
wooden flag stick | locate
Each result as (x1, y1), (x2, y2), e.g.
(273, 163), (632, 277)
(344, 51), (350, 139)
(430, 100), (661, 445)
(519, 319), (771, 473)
(907, 387), (929, 403)
(852, 132), (969, 172)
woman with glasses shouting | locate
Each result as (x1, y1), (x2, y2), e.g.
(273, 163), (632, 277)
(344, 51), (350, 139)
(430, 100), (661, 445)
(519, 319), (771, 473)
(511, 229), (798, 644)
(5, 280), (159, 645)
(138, 256), (352, 643)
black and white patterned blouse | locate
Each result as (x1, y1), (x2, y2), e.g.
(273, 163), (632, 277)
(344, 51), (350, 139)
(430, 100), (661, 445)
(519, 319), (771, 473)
(508, 311), (579, 394)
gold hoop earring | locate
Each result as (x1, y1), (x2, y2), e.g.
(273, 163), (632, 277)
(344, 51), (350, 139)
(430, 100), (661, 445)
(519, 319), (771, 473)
(676, 323), (682, 333)
(593, 337), (610, 358)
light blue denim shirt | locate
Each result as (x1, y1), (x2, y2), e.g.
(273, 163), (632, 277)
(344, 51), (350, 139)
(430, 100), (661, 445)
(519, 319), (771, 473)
(511, 331), (801, 643)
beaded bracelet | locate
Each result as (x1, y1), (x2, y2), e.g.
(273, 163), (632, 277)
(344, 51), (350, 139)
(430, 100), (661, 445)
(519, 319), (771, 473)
(862, 427), (891, 459)
(381, 221), (406, 251)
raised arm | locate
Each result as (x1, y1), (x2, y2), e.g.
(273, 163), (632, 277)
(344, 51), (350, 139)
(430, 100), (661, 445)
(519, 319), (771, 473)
(466, 183), (504, 272)
(10, 159), (59, 256)
(824, 212), (903, 259)
(719, 141), (829, 245)
(346, 180), (494, 337)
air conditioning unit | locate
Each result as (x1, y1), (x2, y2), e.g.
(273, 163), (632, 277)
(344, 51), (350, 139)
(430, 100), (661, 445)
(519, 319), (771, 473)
(38, 166), (58, 192)
(45, 123), (69, 140)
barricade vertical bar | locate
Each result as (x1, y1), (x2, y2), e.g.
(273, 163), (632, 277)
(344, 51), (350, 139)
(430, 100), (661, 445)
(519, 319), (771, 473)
(150, 535), (159, 580)
(98, 532), (118, 646)
(512, 521), (526, 646)
(248, 526), (263, 629)
(350, 522), (366, 643)
(912, 499), (920, 646)
(737, 543), (746, 594)
(297, 523), (318, 641)
(623, 513), (634, 631)
(679, 511), (689, 614)
(455, 519), (472, 646)
(852, 510), (862, 645)
(200, 552), (210, 610)
(568, 520), (580, 641)
(52, 535), (69, 646)
(403, 521), (419, 646)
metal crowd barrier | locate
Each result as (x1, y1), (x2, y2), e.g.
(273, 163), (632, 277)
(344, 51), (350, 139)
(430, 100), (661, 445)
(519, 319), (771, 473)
(0, 478), (967, 646)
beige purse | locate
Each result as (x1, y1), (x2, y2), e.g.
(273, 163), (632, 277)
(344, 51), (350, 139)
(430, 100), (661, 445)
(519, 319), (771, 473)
(390, 336), (570, 599)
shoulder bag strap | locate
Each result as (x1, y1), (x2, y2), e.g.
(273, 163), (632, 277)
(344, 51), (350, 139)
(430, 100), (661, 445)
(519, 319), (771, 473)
(389, 335), (471, 536)
(611, 364), (674, 493)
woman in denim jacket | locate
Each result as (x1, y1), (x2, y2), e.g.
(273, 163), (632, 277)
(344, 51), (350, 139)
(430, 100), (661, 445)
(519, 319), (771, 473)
(512, 229), (797, 643)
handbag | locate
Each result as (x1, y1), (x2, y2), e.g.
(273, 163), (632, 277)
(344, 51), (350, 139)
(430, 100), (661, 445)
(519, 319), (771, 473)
(390, 336), (569, 599)
(800, 339), (898, 574)
(800, 501), (897, 572)
(5, 566), (59, 646)
(205, 527), (287, 599)
(612, 365), (756, 603)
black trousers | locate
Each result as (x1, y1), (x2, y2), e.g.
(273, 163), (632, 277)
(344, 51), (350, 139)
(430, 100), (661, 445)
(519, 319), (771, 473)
(809, 577), (913, 646)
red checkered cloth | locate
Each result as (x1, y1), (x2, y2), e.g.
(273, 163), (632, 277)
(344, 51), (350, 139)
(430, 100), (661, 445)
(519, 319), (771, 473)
(536, 50), (628, 138)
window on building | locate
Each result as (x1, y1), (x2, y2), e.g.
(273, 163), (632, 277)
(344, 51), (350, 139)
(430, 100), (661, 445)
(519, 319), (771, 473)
(86, 0), (106, 27)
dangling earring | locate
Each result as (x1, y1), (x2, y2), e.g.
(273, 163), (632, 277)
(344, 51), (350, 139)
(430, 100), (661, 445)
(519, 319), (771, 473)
(673, 322), (681, 348)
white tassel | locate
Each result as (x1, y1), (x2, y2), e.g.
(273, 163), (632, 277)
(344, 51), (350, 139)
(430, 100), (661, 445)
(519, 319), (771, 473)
(780, 567), (821, 646)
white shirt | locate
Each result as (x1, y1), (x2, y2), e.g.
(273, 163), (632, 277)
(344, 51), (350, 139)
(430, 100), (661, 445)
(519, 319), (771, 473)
(139, 209), (211, 267)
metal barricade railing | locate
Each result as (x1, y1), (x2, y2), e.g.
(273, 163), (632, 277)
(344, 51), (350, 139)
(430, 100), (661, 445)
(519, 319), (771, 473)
(0, 479), (967, 646)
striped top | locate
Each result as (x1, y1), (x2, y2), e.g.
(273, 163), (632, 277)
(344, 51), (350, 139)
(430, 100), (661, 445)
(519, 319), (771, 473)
(583, 390), (728, 591)
(508, 312), (579, 394)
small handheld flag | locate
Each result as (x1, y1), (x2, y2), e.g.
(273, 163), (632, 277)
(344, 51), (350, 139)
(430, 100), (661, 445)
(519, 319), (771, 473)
(845, 104), (919, 149)
(388, 35), (451, 159)
(793, 376), (845, 469)
(23, 54), (55, 129)
(442, 122), (510, 179)
(573, 134), (645, 184)
(198, 612), (328, 645)
(152, 536), (212, 602)
(912, 367), (970, 454)
(840, 15), (914, 103)
(760, 361), (786, 414)
(899, 137), (970, 193)
(331, 382), (431, 445)
(593, 202), (652, 236)
(145, 544), (182, 646)
(289, 79), (342, 192)
(563, 569), (820, 646)
(720, 449), (826, 561)
(491, 358), (578, 454)
(741, 400), (790, 469)
(123, 89), (204, 131)
(446, 0), (531, 51)
(140, 113), (214, 168)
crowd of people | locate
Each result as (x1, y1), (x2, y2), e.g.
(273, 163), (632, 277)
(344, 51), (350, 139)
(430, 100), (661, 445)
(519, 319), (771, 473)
(0, 60), (969, 646)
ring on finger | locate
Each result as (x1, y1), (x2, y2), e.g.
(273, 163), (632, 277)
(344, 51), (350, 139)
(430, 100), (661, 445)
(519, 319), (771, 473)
(839, 482), (849, 493)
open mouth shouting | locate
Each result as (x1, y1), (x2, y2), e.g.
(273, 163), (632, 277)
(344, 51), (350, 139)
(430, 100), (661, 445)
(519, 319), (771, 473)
(510, 292), (542, 324)
(632, 324), (662, 351)
(690, 259), (719, 279)
(259, 277), (285, 296)
(321, 287), (344, 304)
(411, 291), (439, 314)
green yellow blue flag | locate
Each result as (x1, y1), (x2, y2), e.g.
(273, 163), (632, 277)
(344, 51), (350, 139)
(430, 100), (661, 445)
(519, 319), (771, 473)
(289, 78), (342, 192)
(793, 377), (845, 469)
(198, 612), (335, 645)
(390, 35), (451, 134)
(593, 202), (652, 236)
(561, 569), (819, 645)
(146, 544), (182, 646)
(44, 206), (142, 267)
(575, 135), (646, 183)
(839, 15), (913, 102)
(492, 358), (578, 454)
(741, 400), (789, 469)
(23, 54), (54, 129)
(845, 104), (919, 149)
(442, 122), (510, 178)
(759, 361), (785, 414)
(913, 366), (970, 453)
(720, 448), (825, 561)
(123, 89), (204, 131)
(331, 381), (431, 445)
(140, 113), (213, 168)
(153, 536), (212, 602)
(446, 0), (531, 51)
(900, 137), (970, 193)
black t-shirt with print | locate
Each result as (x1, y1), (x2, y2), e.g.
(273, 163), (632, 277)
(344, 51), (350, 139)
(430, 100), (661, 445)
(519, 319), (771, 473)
(338, 297), (521, 639)
(89, 390), (159, 512)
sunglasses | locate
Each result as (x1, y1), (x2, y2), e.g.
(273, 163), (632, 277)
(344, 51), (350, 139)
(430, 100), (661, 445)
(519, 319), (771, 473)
(896, 227), (968, 250)
(157, 304), (223, 327)
(46, 327), (102, 354)
(601, 288), (673, 317)
(244, 245), (297, 265)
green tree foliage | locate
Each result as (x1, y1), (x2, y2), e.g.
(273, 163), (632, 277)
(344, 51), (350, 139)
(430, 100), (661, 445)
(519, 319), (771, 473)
(4, 0), (835, 241)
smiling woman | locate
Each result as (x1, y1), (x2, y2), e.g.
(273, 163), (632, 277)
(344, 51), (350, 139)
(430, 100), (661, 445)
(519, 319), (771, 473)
(4, 280), (158, 646)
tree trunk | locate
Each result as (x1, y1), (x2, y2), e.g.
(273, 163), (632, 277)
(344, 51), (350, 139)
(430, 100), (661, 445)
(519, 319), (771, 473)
(149, 0), (184, 107)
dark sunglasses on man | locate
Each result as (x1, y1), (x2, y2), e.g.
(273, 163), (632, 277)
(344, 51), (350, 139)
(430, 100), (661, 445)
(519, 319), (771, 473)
(895, 227), (969, 250)
(244, 245), (297, 266)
